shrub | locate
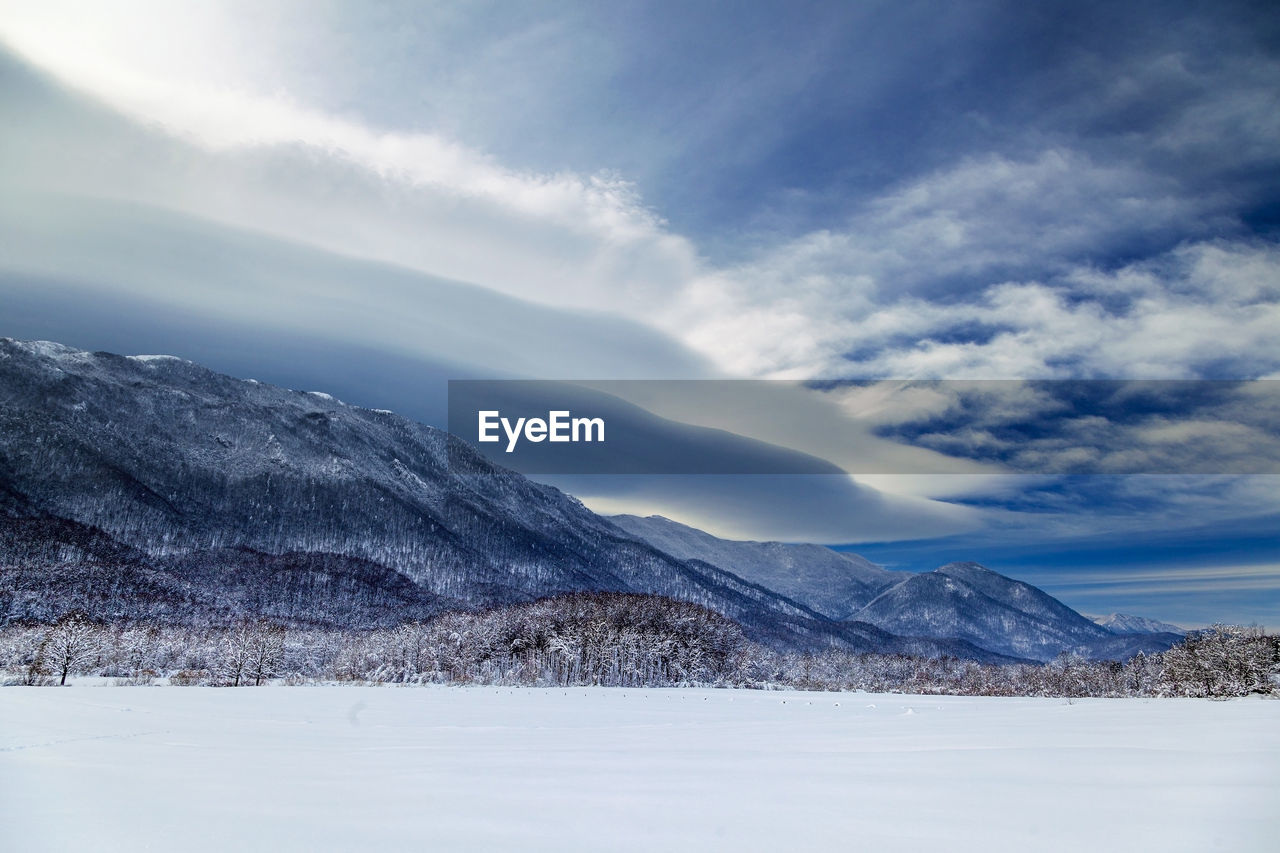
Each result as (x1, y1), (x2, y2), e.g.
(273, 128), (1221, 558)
(169, 669), (210, 686)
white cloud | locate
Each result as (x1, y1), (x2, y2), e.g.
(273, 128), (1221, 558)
(4, 5), (1277, 386)
(0, 2), (703, 317)
(673, 226), (1280, 381)
(1036, 562), (1280, 604)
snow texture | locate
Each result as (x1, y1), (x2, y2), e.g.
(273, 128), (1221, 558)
(2, 686), (1276, 852)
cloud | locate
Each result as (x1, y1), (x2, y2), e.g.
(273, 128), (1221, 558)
(1038, 562), (1280, 588)
(1034, 561), (1280, 630)
(968, 475), (1280, 544)
(1039, 562), (1280, 631)
(4, 6), (1278, 387)
(548, 474), (982, 545)
(651, 8), (1280, 382)
(0, 12), (702, 319)
(674, 227), (1280, 380)
(844, 379), (1280, 474)
(0, 190), (713, 383)
(2, 1), (1278, 560)
(1049, 40), (1280, 179)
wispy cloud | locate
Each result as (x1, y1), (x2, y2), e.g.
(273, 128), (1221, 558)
(0, 3), (702, 319)
(1039, 563), (1280, 588)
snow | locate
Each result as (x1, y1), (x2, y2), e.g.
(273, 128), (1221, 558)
(126, 354), (185, 363)
(1093, 612), (1187, 635)
(2, 687), (1276, 852)
(12, 339), (79, 359)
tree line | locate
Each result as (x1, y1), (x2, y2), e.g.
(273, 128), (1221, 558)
(2, 593), (1275, 697)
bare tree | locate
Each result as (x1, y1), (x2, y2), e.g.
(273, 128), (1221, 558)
(40, 612), (102, 686)
(220, 620), (287, 686)
(246, 622), (286, 686)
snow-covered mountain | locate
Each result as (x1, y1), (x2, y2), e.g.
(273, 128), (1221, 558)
(0, 339), (1185, 662)
(1092, 613), (1187, 635)
(612, 517), (1183, 662)
(846, 562), (1184, 661)
(848, 562), (1139, 661)
(0, 338), (1001, 657)
(610, 514), (898, 619)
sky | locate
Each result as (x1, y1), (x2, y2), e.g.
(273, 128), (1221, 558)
(0, 0), (1277, 626)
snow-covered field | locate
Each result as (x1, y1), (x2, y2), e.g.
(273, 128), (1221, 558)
(2, 686), (1277, 852)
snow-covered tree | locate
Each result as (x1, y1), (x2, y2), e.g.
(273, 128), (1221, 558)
(218, 620), (287, 686)
(39, 612), (102, 686)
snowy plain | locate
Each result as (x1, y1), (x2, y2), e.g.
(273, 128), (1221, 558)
(2, 685), (1277, 852)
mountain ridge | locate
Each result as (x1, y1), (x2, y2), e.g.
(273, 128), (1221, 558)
(0, 338), (1004, 658)
(609, 514), (899, 619)
(0, 338), (1180, 662)
(611, 516), (1181, 662)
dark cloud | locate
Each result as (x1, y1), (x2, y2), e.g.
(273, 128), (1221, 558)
(220, 2), (1280, 253)
(0, 190), (713, 388)
(863, 380), (1280, 473)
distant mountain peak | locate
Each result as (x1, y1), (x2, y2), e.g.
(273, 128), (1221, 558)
(6, 337), (76, 355)
(1092, 613), (1187, 636)
(849, 561), (1179, 662)
(936, 561), (995, 575)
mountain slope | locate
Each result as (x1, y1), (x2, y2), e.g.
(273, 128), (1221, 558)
(610, 514), (899, 619)
(936, 562), (1110, 637)
(0, 338), (995, 656)
(609, 519), (1181, 661)
(0, 339), (1184, 662)
(849, 562), (1178, 661)
(0, 514), (451, 627)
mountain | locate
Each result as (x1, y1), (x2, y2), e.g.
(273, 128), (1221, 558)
(0, 339), (1186, 662)
(607, 521), (1183, 663)
(1092, 613), (1187, 635)
(847, 562), (1178, 661)
(0, 338), (1006, 658)
(610, 514), (899, 619)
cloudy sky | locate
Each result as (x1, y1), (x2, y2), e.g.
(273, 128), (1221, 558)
(1, 0), (1277, 625)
